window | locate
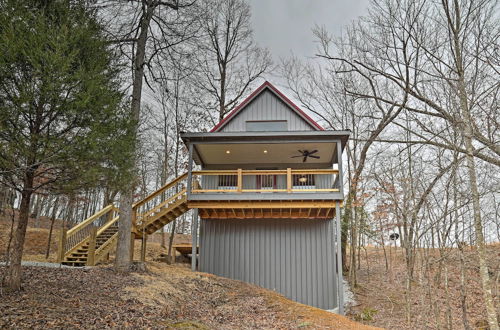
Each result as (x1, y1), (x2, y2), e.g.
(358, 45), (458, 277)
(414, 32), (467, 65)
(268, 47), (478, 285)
(246, 120), (287, 132)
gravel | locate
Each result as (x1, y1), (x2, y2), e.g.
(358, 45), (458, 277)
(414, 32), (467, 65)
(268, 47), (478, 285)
(0, 261), (86, 269)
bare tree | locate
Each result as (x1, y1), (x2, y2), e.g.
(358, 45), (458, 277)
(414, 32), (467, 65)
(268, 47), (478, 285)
(192, 0), (272, 124)
(309, 0), (498, 326)
(98, 0), (193, 272)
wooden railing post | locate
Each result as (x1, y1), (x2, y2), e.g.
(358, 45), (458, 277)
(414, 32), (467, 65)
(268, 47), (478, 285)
(186, 143), (194, 199)
(286, 168), (292, 193)
(237, 169), (243, 192)
(87, 226), (97, 266)
(106, 206), (113, 224)
(132, 206), (137, 229)
(57, 226), (67, 263)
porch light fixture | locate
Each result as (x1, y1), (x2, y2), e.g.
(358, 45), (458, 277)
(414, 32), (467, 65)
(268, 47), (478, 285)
(298, 176), (308, 183)
(263, 150), (268, 154)
(225, 150), (231, 154)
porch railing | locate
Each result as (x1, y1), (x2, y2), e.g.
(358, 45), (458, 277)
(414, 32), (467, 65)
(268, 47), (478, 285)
(190, 169), (340, 194)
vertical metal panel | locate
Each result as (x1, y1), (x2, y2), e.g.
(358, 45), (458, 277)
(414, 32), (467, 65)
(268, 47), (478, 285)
(220, 90), (315, 132)
(199, 218), (338, 310)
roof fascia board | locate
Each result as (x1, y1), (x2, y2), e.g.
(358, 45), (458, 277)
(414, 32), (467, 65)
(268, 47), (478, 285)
(210, 81), (324, 132)
(182, 130), (351, 139)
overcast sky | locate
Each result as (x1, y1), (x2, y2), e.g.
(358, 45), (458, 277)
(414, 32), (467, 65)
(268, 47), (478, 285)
(246, 0), (370, 107)
(249, 0), (370, 61)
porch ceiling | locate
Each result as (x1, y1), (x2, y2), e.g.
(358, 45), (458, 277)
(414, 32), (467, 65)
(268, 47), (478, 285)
(194, 142), (336, 166)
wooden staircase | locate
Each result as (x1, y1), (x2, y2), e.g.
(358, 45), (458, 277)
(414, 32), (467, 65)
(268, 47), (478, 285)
(62, 224), (119, 266)
(58, 173), (190, 266)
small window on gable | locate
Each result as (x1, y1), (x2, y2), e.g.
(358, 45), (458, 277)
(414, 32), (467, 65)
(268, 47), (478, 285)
(246, 120), (287, 132)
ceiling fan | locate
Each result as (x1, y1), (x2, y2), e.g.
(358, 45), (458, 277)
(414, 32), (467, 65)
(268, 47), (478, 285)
(291, 150), (320, 162)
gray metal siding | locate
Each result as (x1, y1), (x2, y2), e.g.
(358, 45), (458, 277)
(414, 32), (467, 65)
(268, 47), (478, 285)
(221, 90), (315, 132)
(199, 218), (338, 310)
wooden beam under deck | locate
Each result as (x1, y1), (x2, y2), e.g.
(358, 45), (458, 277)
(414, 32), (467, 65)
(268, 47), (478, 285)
(189, 200), (341, 220)
(188, 200), (341, 209)
(196, 207), (336, 220)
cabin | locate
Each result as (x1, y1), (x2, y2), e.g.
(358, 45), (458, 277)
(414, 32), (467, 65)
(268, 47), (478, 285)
(181, 81), (349, 312)
(57, 81), (348, 314)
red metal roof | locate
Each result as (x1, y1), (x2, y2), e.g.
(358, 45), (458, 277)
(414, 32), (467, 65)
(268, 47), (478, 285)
(210, 81), (324, 132)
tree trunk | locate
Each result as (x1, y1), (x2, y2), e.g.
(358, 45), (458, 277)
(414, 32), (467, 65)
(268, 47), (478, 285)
(218, 62), (227, 122)
(161, 226), (167, 248)
(46, 197), (59, 259)
(3, 172), (34, 291)
(463, 130), (498, 329)
(167, 220), (177, 264)
(116, 191), (134, 271)
(455, 41), (499, 330)
(114, 2), (155, 271)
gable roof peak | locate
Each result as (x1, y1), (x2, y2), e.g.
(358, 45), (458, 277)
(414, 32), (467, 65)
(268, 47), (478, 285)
(210, 81), (324, 132)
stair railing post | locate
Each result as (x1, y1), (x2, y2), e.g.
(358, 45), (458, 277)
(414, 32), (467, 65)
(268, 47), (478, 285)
(132, 205), (137, 230)
(106, 206), (113, 224)
(87, 226), (97, 266)
(57, 226), (67, 263)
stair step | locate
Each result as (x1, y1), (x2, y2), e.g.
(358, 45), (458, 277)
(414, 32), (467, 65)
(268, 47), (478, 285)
(62, 262), (86, 267)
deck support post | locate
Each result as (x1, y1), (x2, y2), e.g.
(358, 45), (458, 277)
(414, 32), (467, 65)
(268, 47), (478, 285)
(129, 235), (135, 262)
(140, 236), (147, 262)
(335, 201), (344, 315)
(191, 208), (199, 271)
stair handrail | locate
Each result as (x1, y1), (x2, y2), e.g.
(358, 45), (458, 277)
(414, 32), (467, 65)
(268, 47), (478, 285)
(136, 188), (187, 223)
(66, 204), (115, 237)
(91, 214), (120, 265)
(133, 172), (188, 209)
(58, 204), (119, 262)
(132, 172), (189, 231)
(136, 188), (187, 230)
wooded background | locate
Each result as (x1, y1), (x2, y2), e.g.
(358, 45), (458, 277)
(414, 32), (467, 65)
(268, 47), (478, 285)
(0, 0), (498, 328)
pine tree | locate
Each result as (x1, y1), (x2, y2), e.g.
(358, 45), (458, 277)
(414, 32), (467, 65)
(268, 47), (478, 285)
(0, 0), (133, 291)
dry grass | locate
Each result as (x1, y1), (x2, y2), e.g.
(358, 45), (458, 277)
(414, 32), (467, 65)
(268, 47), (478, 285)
(348, 245), (500, 329)
(0, 221), (59, 263)
(125, 262), (378, 329)
(1, 216), (377, 329)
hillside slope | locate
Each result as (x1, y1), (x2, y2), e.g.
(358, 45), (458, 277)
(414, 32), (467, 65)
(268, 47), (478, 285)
(0, 219), (375, 329)
(0, 262), (376, 329)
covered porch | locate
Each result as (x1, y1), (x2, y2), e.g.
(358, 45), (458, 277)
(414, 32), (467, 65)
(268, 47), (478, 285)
(182, 131), (348, 197)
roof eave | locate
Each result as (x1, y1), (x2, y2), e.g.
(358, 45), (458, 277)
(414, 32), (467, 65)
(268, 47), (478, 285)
(181, 130), (351, 151)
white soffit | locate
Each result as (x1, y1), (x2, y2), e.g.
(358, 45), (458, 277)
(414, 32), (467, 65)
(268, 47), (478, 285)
(196, 142), (336, 165)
